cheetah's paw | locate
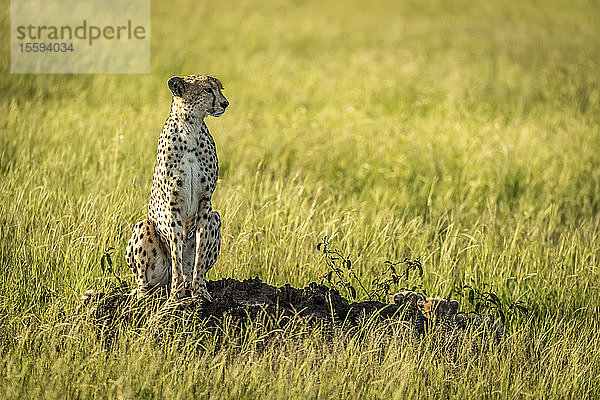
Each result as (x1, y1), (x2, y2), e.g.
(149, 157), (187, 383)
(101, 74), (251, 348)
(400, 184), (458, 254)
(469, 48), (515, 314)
(191, 281), (213, 302)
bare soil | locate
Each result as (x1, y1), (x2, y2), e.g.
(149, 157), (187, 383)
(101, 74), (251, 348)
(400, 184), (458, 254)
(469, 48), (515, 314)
(80, 277), (504, 345)
(84, 277), (406, 329)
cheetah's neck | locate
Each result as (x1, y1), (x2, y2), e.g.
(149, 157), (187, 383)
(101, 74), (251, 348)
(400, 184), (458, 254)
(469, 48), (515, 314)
(164, 103), (212, 144)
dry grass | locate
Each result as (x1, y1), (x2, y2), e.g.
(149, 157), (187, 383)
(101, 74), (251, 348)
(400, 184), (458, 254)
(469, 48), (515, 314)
(1, 0), (599, 398)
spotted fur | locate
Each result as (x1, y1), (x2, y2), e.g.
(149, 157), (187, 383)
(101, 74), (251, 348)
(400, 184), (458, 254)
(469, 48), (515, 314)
(126, 74), (228, 300)
(389, 291), (459, 340)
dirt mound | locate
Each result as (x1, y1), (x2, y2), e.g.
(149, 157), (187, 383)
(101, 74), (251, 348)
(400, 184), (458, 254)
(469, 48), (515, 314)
(80, 277), (505, 344)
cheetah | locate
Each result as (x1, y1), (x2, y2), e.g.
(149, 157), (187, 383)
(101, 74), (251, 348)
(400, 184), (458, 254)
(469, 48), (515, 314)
(126, 74), (229, 300)
(389, 291), (459, 336)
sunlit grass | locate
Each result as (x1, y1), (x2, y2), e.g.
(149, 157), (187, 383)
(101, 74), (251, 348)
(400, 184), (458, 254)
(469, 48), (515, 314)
(1, 0), (599, 397)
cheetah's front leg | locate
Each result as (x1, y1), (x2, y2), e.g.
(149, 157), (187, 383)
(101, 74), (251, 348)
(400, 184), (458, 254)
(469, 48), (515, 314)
(191, 200), (221, 300)
(168, 216), (187, 299)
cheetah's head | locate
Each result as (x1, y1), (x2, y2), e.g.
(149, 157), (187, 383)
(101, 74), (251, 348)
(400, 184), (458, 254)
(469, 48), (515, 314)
(419, 297), (459, 319)
(167, 74), (229, 118)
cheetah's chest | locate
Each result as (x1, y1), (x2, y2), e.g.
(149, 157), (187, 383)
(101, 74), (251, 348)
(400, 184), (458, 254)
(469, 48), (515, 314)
(179, 152), (215, 223)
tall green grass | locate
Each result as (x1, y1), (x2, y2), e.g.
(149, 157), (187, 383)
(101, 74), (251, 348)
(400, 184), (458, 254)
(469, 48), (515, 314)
(1, 0), (599, 397)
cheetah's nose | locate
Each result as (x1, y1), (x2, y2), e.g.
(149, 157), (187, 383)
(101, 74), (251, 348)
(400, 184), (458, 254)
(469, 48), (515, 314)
(220, 100), (229, 109)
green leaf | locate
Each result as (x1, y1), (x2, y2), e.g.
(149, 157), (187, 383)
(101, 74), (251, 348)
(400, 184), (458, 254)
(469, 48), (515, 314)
(498, 309), (506, 325)
(488, 293), (501, 307)
(515, 304), (529, 314)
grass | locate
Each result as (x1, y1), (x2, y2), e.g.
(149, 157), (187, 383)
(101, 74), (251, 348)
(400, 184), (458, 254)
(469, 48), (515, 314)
(1, 0), (599, 397)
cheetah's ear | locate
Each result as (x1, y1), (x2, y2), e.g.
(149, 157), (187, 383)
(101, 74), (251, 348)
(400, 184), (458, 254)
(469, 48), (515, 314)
(168, 76), (186, 97)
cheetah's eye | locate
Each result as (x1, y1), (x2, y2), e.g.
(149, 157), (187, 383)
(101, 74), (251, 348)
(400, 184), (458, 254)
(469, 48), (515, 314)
(203, 88), (213, 94)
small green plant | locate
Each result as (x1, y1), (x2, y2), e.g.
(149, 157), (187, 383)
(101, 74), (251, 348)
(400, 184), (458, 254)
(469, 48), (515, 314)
(316, 236), (368, 301)
(99, 247), (128, 291)
(316, 237), (426, 302)
(369, 258), (426, 302)
(452, 282), (529, 325)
